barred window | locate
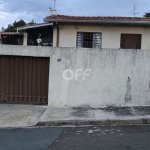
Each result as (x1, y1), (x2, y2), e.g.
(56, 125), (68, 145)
(77, 32), (102, 48)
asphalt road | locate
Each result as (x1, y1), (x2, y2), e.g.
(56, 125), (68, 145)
(0, 127), (64, 150)
(48, 126), (150, 150)
(0, 126), (150, 150)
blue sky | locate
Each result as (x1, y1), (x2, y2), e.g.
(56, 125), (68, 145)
(0, 0), (150, 28)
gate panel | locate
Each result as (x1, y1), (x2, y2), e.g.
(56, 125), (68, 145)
(0, 56), (50, 105)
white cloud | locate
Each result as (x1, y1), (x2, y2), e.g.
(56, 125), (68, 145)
(0, 4), (3, 10)
(0, 3), (18, 28)
(0, 8), (19, 27)
(0, 0), (150, 29)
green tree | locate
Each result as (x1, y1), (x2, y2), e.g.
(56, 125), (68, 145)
(13, 19), (26, 27)
(4, 19), (26, 32)
(144, 12), (150, 17)
(28, 20), (36, 25)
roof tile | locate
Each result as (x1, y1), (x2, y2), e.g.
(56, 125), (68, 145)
(45, 15), (150, 22)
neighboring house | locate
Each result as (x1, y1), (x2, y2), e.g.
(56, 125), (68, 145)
(17, 23), (53, 46)
(44, 15), (150, 49)
(0, 32), (23, 45)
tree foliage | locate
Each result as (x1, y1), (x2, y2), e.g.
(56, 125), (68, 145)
(144, 12), (150, 17)
(4, 19), (26, 32)
(1, 19), (36, 32)
(28, 20), (36, 25)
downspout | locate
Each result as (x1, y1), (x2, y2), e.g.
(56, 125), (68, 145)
(56, 23), (59, 47)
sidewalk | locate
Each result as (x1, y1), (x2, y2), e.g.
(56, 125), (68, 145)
(1, 104), (150, 128)
(37, 106), (150, 126)
(0, 104), (46, 128)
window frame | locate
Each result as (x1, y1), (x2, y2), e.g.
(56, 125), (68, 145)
(76, 32), (102, 48)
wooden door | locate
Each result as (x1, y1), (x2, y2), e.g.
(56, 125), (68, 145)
(120, 34), (142, 49)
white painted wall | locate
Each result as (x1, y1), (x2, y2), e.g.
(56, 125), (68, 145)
(0, 45), (150, 107)
(23, 33), (28, 46)
(49, 47), (150, 107)
(53, 24), (150, 50)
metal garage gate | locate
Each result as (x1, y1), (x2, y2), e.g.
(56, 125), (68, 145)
(0, 56), (50, 105)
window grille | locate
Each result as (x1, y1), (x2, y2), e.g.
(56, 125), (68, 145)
(77, 32), (102, 48)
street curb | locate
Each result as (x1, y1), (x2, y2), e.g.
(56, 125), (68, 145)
(36, 119), (150, 127)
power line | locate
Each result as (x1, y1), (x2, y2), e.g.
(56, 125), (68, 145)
(73, 0), (84, 15)
(55, 0), (79, 15)
(1, 0), (40, 7)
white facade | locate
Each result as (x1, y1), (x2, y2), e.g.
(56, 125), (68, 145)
(53, 24), (150, 50)
(1, 45), (150, 107)
(23, 33), (28, 46)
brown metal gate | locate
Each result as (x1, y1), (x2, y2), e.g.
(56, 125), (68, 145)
(0, 56), (50, 105)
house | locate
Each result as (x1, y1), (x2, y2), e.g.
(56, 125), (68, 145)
(44, 15), (150, 49)
(0, 32), (23, 45)
(17, 23), (53, 46)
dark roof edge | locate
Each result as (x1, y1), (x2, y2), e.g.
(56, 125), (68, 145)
(43, 18), (150, 26)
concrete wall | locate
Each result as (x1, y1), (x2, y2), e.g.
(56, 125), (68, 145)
(53, 24), (150, 50)
(1, 45), (150, 107)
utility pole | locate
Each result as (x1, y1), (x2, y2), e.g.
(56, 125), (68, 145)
(54, 0), (56, 9)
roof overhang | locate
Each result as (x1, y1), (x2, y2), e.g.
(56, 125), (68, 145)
(0, 32), (23, 35)
(44, 18), (150, 26)
(17, 23), (53, 31)
(0, 32), (23, 39)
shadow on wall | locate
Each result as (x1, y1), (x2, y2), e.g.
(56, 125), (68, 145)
(125, 77), (132, 103)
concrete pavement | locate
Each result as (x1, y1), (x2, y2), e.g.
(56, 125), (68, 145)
(38, 106), (150, 126)
(1, 104), (150, 127)
(0, 104), (46, 128)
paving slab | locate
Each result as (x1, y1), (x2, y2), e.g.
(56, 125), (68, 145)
(0, 104), (46, 128)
